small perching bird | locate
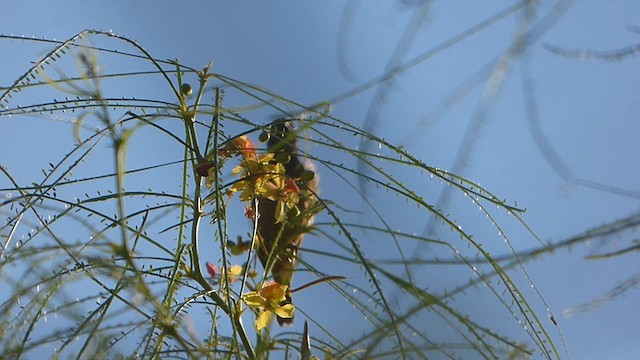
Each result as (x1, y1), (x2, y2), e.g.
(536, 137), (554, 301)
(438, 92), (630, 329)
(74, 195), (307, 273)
(254, 119), (319, 325)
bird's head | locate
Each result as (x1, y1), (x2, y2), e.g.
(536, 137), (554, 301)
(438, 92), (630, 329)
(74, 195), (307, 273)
(267, 119), (297, 153)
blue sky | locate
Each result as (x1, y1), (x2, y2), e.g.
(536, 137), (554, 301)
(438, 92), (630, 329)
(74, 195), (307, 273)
(1, 1), (639, 359)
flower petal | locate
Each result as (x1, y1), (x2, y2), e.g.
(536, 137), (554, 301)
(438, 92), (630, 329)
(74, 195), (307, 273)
(243, 292), (266, 308)
(275, 200), (286, 223)
(261, 282), (287, 302)
(284, 177), (299, 193)
(255, 310), (273, 331)
(274, 303), (295, 319)
(205, 262), (217, 278)
(229, 265), (243, 276)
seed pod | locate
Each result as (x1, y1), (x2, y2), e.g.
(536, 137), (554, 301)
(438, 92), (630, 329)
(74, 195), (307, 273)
(299, 170), (315, 182)
(259, 130), (270, 143)
(181, 83), (193, 96)
(275, 152), (291, 164)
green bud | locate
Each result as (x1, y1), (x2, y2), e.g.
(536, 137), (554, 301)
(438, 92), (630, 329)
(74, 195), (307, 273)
(299, 170), (315, 182)
(259, 130), (270, 143)
(275, 152), (291, 164)
(181, 83), (193, 96)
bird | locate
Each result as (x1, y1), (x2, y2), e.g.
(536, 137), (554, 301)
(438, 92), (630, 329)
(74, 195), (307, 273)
(255, 119), (318, 325)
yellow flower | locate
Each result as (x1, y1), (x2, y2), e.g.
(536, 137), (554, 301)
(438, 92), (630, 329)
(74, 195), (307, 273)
(228, 264), (243, 276)
(228, 235), (251, 255)
(230, 153), (279, 201)
(242, 281), (294, 331)
(223, 264), (244, 284)
(274, 177), (301, 222)
(204, 166), (218, 188)
(223, 135), (306, 223)
(220, 135), (257, 159)
(204, 135), (258, 188)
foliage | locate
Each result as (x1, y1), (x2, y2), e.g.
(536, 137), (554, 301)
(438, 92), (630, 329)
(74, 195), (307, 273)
(0, 30), (568, 359)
